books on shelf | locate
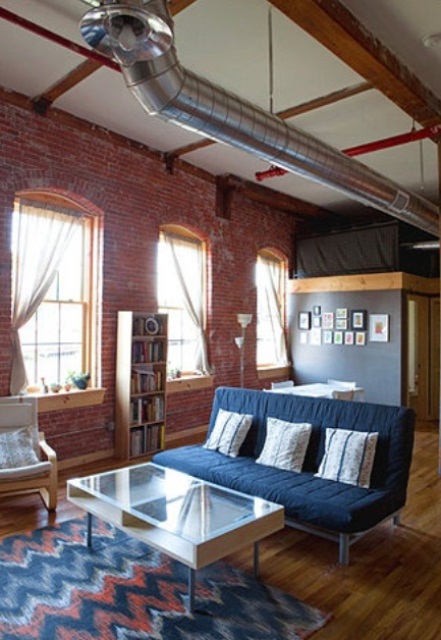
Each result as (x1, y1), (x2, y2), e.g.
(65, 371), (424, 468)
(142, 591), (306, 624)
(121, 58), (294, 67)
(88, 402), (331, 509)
(130, 395), (164, 424)
(130, 365), (163, 393)
(132, 340), (164, 364)
(130, 424), (163, 457)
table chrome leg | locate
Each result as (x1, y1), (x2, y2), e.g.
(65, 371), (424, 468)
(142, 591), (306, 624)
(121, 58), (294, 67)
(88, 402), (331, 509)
(87, 512), (93, 548)
(187, 568), (195, 614)
(253, 541), (260, 579)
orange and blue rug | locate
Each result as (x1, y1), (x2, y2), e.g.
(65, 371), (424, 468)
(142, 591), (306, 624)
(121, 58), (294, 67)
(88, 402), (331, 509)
(0, 517), (331, 639)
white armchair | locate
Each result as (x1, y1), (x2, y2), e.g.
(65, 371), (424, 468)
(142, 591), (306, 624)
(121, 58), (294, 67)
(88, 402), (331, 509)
(0, 396), (57, 511)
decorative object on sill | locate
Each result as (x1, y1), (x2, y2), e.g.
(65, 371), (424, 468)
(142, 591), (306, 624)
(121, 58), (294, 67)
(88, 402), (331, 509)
(68, 371), (91, 390)
(50, 383), (62, 393)
(40, 377), (49, 394)
(236, 313), (252, 388)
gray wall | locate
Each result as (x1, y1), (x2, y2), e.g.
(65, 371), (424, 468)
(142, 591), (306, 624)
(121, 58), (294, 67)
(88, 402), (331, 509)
(288, 290), (403, 406)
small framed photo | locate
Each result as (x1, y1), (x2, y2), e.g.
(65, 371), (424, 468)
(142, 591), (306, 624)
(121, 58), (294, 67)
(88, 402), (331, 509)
(334, 331), (343, 345)
(323, 330), (333, 345)
(310, 328), (322, 346)
(369, 314), (389, 342)
(322, 312), (334, 330)
(356, 331), (366, 346)
(298, 311), (311, 330)
(336, 308), (348, 319)
(344, 331), (354, 345)
(352, 310), (367, 330)
(299, 332), (308, 345)
(313, 305), (321, 316)
(312, 315), (322, 328)
(335, 318), (348, 330)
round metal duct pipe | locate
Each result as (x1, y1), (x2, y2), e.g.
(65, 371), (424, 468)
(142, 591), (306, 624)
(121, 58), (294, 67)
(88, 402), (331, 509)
(81, 0), (440, 237)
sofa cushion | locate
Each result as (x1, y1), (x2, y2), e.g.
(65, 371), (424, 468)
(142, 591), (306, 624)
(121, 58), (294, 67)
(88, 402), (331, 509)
(203, 408), (253, 457)
(256, 418), (312, 472)
(315, 428), (378, 488)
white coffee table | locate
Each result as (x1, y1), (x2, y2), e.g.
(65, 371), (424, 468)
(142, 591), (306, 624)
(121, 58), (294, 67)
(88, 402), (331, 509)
(67, 462), (284, 613)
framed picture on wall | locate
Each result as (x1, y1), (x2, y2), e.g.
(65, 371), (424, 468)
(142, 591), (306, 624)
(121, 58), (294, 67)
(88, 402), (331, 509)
(344, 331), (354, 345)
(355, 332), (366, 346)
(310, 328), (322, 346)
(352, 310), (367, 330)
(369, 314), (389, 342)
(313, 305), (321, 316)
(298, 311), (311, 330)
(335, 318), (348, 330)
(312, 315), (321, 328)
(336, 308), (348, 319)
(334, 331), (343, 345)
(323, 330), (333, 344)
(322, 312), (334, 329)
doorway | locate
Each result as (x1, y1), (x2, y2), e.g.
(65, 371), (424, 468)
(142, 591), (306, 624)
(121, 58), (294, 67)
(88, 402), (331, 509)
(406, 294), (440, 420)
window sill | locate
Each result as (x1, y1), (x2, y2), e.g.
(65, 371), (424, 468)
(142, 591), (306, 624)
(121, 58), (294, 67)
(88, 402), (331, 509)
(257, 365), (291, 380)
(33, 388), (106, 413)
(166, 375), (213, 394)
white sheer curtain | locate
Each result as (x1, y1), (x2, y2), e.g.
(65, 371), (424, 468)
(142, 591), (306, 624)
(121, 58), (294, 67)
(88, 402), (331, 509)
(163, 233), (210, 373)
(258, 256), (289, 366)
(10, 200), (82, 394)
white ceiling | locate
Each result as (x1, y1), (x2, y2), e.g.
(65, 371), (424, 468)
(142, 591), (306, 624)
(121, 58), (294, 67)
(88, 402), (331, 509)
(1, 0), (441, 236)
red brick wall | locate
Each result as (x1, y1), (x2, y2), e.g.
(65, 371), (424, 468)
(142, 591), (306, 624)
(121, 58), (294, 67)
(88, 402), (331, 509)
(0, 99), (296, 461)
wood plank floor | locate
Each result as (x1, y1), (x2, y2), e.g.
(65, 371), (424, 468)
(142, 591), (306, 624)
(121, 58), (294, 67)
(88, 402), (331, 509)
(0, 424), (440, 639)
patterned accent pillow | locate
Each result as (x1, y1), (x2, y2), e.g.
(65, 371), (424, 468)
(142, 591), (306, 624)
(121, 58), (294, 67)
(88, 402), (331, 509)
(315, 428), (378, 488)
(204, 408), (253, 457)
(256, 418), (312, 472)
(0, 427), (40, 469)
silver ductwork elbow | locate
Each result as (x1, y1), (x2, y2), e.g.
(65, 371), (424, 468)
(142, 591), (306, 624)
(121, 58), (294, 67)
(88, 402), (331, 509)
(81, 0), (440, 237)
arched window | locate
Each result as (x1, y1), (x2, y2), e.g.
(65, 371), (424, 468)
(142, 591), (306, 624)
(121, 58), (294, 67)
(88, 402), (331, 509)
(158, 225), (209, 376)
(11, 193), (100, 394)
(256, 249), (289, 368)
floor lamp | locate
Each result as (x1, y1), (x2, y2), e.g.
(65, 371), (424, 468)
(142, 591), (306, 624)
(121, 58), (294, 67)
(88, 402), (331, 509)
(235, 313), (252, 387)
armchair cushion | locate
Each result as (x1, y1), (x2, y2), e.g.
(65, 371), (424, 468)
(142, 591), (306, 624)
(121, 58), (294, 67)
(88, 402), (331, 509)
(0, 426), (40, 469)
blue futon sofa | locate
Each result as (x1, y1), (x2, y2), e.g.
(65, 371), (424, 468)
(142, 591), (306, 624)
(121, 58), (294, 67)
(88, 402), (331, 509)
(153, 386), (415, 564)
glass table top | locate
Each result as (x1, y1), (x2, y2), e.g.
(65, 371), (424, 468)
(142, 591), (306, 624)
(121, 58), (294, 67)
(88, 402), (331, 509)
(68, 462), (282, 544)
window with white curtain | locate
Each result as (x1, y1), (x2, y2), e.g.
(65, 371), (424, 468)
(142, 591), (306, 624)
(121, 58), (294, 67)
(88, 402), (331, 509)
(11, 195), (97, 394)
(256, 250), (289, 368)
(158, 227), (209, 376)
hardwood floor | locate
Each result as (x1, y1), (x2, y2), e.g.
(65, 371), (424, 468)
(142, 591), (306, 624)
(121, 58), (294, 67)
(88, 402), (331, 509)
(0, 424), (440, 639)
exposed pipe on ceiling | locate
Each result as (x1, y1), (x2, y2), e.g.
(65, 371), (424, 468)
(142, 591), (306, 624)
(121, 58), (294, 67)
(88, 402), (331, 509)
(256, 124), (441, 181)
(77, 1), (436, 238)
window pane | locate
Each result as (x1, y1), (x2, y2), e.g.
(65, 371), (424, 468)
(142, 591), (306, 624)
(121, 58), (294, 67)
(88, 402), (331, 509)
(13, 200), (93, 387)
(158, 230), (205, 374)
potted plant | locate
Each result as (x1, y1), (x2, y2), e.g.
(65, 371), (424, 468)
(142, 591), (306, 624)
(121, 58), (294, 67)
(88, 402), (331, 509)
(67, 371), (91, 390)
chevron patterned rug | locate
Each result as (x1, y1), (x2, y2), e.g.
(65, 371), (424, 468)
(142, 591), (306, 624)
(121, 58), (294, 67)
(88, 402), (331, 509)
(0, 517), (331, 640)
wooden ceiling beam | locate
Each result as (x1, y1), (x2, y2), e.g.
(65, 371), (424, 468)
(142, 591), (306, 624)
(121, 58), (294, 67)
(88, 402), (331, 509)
(268, 0), (441, 127)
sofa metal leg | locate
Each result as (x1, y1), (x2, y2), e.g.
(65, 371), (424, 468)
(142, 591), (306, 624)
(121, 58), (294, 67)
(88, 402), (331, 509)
(392, 512), (401, 526)
(339, 534), (350, 565)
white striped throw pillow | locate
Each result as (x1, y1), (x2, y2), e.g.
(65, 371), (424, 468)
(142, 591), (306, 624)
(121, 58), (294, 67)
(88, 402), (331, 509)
(315, 427), (378, 488)
(204, 408), (253, 457)
(256, 418), (312, 472)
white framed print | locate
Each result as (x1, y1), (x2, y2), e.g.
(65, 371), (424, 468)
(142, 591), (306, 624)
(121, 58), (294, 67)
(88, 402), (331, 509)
(355, 332), (366, 346)
(369, 314), (389, 342)
(323, 330), (333, 345)
(344, 331), (354, 345)
(334, 331), (343, 345)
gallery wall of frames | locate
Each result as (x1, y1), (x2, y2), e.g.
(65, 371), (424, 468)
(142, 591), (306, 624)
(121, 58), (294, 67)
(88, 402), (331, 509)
(288, 289), (403, 406)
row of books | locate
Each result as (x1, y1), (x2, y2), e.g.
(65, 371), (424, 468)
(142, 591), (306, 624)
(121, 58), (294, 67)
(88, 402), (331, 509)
(130, 366), (164, 394)
(130, 395), (165, 424)
(132, 340), (165, 364)
(130, 424), (163, 457)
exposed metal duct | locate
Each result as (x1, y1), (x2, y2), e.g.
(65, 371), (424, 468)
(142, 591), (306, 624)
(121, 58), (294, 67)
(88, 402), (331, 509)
(80, 0), (440, 238)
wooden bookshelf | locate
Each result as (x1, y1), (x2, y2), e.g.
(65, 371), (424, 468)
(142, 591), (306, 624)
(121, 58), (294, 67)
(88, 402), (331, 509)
(115, 311), (168, 460)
